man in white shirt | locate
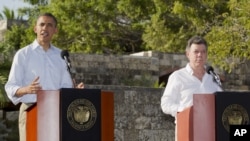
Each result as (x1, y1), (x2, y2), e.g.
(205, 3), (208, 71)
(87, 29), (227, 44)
(5, 13), (83, 141)
(160, 36), (223, 141)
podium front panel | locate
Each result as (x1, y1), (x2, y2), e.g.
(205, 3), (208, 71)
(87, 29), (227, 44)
(60, 88), (101, 141)
(215, 91), (250, 141)
(193, 94), (215, 141)
(37, 90), (60, 141)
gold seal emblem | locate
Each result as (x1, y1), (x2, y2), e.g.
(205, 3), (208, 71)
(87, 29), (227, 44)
(67, 98), (97, 131)
(222, 104), (249, 132)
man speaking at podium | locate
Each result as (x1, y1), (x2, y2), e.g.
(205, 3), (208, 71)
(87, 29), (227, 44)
(160, 36), (223, 141)
(5, 13), (83, 141)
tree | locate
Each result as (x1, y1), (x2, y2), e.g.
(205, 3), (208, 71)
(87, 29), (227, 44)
(143, 0), (230, 52)
(3, 0), (250, 72)
(205, 0), (250, 72)
(0, 7), (23, 20)
(49, 0), (150, 53)
(23, 0), (50, 5)
(18, 0), (155, 53)
(0, 14), (3, 20)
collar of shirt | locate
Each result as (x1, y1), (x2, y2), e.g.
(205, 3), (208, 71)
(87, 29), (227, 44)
(185, 63), (206, 75)
(32, 39), (56, 53)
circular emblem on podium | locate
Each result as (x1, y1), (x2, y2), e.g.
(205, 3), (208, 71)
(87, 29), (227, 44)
(222, 104), (249, 132)
(67, 98), (97, 131)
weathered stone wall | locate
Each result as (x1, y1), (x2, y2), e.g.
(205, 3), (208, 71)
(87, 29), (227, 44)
(70, 51), (250, 90)
(70, 53), (160, 87)
(70, 52), (188, 88)
(85, 85), (175, 141)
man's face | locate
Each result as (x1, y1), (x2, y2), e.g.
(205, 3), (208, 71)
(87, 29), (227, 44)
(34, 16), (57, 44)
(186, 43), (207, 67)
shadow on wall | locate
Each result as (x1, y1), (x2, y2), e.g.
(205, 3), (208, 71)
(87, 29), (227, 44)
(159, 67), (180, 87)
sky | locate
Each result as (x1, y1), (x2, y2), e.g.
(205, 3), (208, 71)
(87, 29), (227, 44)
(0, 0), (32, 15)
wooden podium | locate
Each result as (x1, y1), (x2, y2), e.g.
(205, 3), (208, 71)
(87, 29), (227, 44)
(177, 94), (215, 141)
(26, 88), (114, 141)
(177, 91), (250, 141)
(177, 92), (250, 141)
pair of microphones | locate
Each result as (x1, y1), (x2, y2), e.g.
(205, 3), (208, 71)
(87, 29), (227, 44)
(61, 51), (222, 87)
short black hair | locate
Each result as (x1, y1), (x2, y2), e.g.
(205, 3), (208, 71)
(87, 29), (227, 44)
(37, 12), (58, 27)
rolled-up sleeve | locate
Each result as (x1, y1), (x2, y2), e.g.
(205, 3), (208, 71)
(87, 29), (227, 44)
(5, 50), (25, 105)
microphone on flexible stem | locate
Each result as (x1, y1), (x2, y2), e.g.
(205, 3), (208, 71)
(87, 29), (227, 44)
(61, 50), (76, 87)
(61, 50), (71, 73)
(206, 66), (222, 87)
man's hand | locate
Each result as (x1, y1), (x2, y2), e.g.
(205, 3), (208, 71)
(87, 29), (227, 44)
(76, 82), (84, 89)
(15, 76), (42, 97)
(27, 76), (42, 94)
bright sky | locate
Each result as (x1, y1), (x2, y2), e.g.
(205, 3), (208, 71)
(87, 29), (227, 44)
(0, 0), (31, 15)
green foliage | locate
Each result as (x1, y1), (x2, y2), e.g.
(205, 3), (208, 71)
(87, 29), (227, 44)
(143, 0), (190, 52)
(23, 0), (49, 5)
(20, 0), (151, 54)
(0, 74), (8, 107)
(1, 25), (28, 53)
(0, 61), (11, 107)
(2, 0), (250, 72)
(153, 81), (166, 88)
(144, 0), (229, 53)
(0, 7), (24, 20)
(206, 0), (250, 72)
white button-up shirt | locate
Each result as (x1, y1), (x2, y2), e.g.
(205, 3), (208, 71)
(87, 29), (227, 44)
(5, 40), (73, 105)
(161, 63), (223, 117)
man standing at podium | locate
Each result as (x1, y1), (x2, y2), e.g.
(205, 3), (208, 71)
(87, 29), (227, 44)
(5, 13), (83, 141)
(160, 36), (223, 141)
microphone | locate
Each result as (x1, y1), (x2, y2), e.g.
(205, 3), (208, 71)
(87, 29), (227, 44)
(61, 50), (77, 87)
(61, 50), (71, 73)
(206, 66), (222, 86)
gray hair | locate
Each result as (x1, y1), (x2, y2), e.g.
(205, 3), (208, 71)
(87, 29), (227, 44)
(186, 36), (208, 51)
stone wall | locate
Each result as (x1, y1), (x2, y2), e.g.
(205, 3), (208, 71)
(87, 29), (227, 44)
(70, 53), (160, 87)
(85, 85), (175, 141)
(70, 51), (250, 90)
(70, 52), (188, 88)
